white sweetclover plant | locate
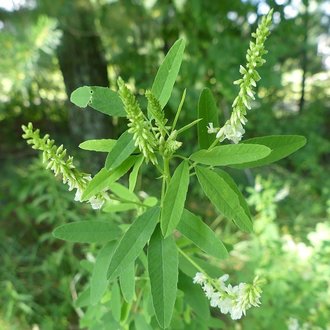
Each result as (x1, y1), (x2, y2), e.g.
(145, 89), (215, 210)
(22, 9), (306, 329)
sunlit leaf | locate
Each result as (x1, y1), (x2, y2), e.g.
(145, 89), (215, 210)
(151, 39), (185, 109)
(233, 135), (307, 168)
(191, 144), (271, 166)
(79, 139), (117, 152)
(105, 131), (136, 171)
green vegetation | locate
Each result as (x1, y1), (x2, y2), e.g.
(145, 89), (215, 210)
(1, 1), (329, 329)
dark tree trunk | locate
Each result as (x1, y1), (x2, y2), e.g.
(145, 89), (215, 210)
(56, 0), (113, 143)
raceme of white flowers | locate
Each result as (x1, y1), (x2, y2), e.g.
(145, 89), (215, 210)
(193, 272), (262, 320)
(22, 123), (108, 209)
(208, 10), (273, 144)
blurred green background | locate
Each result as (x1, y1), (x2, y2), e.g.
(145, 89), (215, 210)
(0, 0), (329, 329)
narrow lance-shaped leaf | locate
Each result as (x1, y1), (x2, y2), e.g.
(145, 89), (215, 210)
(70, 86), (126, 117)
(232, 135), (307, 168)
(52, 221), (121, 243)
(196, 166), (253, 233)
(107, 206), (160, 279)
(178, 272), (210, 322)
(177, 209), (228, 259)
(129, 155), (144, 192)
(197, 88), (219, 149)
(148, 225), (178, 329)
(191, 144), (271, 166)
(81, 156), (137, 201)
(105, 131), (136, 171)
(110, 280), (122, 322)
(161, 160), (190, 237)
(215, 168), (251, 220)
(151, 39), (186, 109)
(79, 139), (117, 152)
(119, 261), (135, 303)
(90, 241), (117, 305)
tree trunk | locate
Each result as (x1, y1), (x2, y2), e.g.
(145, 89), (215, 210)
(56, 0), (113, 143)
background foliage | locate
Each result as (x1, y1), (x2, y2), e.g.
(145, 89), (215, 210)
(0, 0), (329, 329)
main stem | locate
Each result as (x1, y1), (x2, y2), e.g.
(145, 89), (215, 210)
(161, 156), (171, 207)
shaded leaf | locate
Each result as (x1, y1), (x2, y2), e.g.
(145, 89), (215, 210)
(53, 221), (121, 243)
(110, 280), (121, 322)
(148, 225), (178, 329)
(196, 166), (253, 232)
(178, 272), (210, 321)
(129, 155), (144, 192)
(161, 161), (190, 237)
(177, 209), (228, 259)
(119, 261), (135, 303)
(107, 206), (160, 279)
(90, 241), (117, 305)
(197, 88), (219, 149)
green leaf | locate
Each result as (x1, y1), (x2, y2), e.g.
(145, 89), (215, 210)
(151, 39), (186, 109)
(197, 88), (219, 149)
(215, 169), (251, 220)
(70, 86), (92, 107)
(70, 86), (126, 117)
(161, 161), (190, 237)
(105, 131), (136, 171)
(232, 135), (307, 168)
(148, 225), (178, 329)
(103, 202), (137, 213)
(178, 254), (222, 278)
(110, 280), (121, 322)
(178, 272), (210, 321)
(108, 182), (139, 203)
(191, 144), (271, 166)
(107, 206), (160, 279)
(134, 314), (153, 330)
(53, 221), (121, 243)
(129, 155), (144, 192)
(79, 139), (117, 152)
(81, 156), (137, 201)
(177, 209), (228, 259)
(119, 261), (135, 303)
(75, 287), (90, 308)
(196, 166), (253, 232)
(90, 241), (117, 305)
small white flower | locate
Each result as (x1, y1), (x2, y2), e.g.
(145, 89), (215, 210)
(210, 292), (221, 307)
(230, 304), (244, 320)
(89, 197), (104, 210)
(74, 189), (83, 202)
(207, 122), (219, 134)
(218, 298), (232, 314)
(193, 272), (207, 285)
(218, 273), (229, 290)
(202, 283), (214, 299)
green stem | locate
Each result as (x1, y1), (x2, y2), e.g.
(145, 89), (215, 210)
(160, 156), (171, 207)
(177, 247), (205, 274)
(111, 196), (147, 208)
